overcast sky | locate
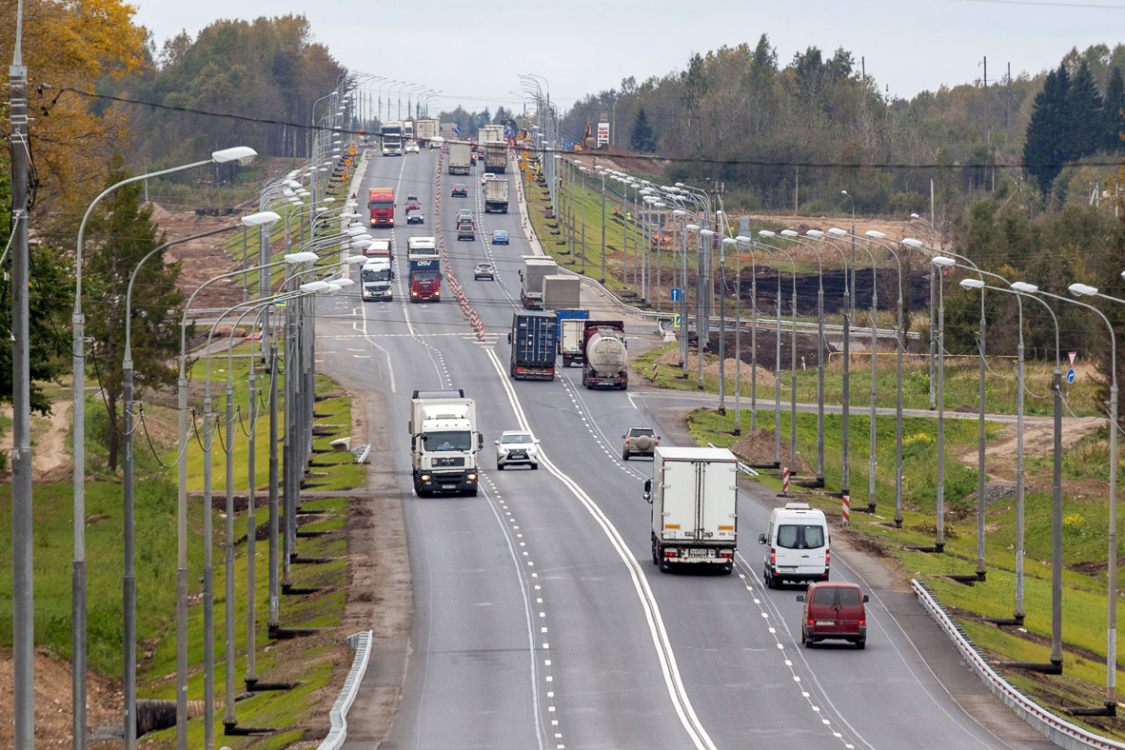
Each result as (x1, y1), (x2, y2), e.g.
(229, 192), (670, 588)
(131, 0), (1125, 114)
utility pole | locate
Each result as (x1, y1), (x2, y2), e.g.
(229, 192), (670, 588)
(9, 2), (36, 746)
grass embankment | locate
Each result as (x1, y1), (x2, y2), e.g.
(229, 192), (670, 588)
(684, 400), (1125, 738)
(0, 336), (364, 746)
(635, 342), (1104, 417)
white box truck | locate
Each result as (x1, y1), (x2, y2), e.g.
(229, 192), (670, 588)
(409, 389), (483, 496)
(416, 118), (439, 146)
(484, 178), (509, 213)
(448, 141), (472, 175)
(542, 275), (581, 312)
(645, 446), (738, 573)
(520, 256), (558, 309)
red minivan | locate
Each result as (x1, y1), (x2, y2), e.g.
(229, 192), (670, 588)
(796, 582), (868, 649)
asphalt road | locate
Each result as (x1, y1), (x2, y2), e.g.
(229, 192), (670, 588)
(323, 148), (1055, 750)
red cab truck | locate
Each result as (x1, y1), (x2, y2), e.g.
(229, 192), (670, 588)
(368, 187), (395, 227)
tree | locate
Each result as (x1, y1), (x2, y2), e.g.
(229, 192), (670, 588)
(1067, 60), (1103, 159)
(1104, 66), (1125, 152)
(1023, 65), (1071, 194)
(630, 108), (656, 153)
(0, 153), (72, 417)
(82, 155), (185, 472)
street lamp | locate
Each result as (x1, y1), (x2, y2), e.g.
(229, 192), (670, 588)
(70, 146), (257, 750)
(842, 190), (857, 321)
(759, 231), (800, 479)
(913, 212), (938, 411)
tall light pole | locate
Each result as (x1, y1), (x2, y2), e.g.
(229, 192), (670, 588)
(842, 190), (856, 322)
(1062, 281), (1122, 708)
(578, 165), (588, 275)
(912, 212), (938, 411)
(759, 231), (799, 475)
(72, 146), (257, 750)
(860, 231), (906, 527)
(908, 239), (989, 578)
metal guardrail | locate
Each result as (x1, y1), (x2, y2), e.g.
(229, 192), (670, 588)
(912, 580), (1124, 750)
(706, 442), (760, 477)
(316, 629), (374, 750)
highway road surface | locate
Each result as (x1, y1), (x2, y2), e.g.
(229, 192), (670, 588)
(319, 147), (1054, 750)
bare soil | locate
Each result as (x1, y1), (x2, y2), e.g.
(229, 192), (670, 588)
(730, 427), (812, 476)
(149, 201), (254, 311)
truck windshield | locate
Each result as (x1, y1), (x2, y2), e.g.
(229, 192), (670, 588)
(362, 269), (391, 282)
(412, 271), (438, 283)
(776, 524), (825, 550)
(422, 431), (471, 451)
(370, 200), (393, 210)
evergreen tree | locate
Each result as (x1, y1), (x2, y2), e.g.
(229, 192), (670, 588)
(1104, 66), (1125, 152)
(630, 108), (656, 153)
(83, 154), (186, 472)
(1023, 65), (1071, 193)
(1068, 60), (1103, 159)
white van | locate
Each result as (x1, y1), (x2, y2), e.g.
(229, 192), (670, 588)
(758, 502), (830, 588)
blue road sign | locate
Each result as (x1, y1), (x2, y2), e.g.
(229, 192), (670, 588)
(1067, 368), (1076, 384)
(670, 287), (682, 302)
(563, 141), (575, 150)
(673, 314), (682, 329)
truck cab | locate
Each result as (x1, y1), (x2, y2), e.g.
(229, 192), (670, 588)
(361, 261), (393, 301)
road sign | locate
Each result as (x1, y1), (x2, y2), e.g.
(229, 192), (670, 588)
(1069, 351), (1078, 366)
(563, 141), (575, 150)
(673, 314), (682, 329)
(670, 287), (682, 302)
(1067, 368), (1076, 384)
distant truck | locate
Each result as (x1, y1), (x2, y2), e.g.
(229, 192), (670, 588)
(439, 122), (457, 139)
(645, 446), (738, 574)
(484, 178), (509, 213)
(361, 260), (393, 302)
(368, 187), (395, 227)
(542, 275), (580, 312)
(408, 260), (440, 302)
(416, 119), (439, 146)
(556, 309), (590, 367)
(479, 125), (508, 173)
(582, 320), (628, 389)
(381, 122), (403, 156)
(520, 256), (558, 309)
(362, 237), (393, 262)
(448, 141), (472, 175)
(508, 312), (558, 381)
(409, 389), (482, 496)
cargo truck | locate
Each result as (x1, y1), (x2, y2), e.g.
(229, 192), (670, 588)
(644, 446), (738, 574)
(582, 320), (628, 389)
(368, 187), (395, 226)
(409, 389), (482, 496)
(381, 122), (403, 156)
(542, 275), (581, 311)
(508, 312), (558, 381)
(448, 141), (472, 175)
(408, 259), (440, 302)
(416, 119), (439, 146)
(361, 261), (393, 301)
(362, 237), (393, 262)
(483, 144), (508, 174)
(406, 236), (438, 262)
(520, 256), (558, 309)
(556, 309), (590, 367)
(484, 179), (509, 213)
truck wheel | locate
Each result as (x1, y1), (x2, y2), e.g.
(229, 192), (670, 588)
(764, 569), (775, 589)
(466, 489), (478, 497)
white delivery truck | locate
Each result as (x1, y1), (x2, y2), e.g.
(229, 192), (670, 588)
(558, 318), (587, 367)
(409, 389), (483, 496)
(448, 141), (472, 175)
(484, 178), (509, 213)
(520, 256), (559, 309)
(758, 502), (830, 588)
(542, 275), (581, 312)
(645, 446), (738, 573)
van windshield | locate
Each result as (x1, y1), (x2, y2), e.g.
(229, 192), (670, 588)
(776, 524), (825, 550)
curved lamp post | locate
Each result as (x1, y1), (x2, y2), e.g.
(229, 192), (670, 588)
(759, 231), (799, 477)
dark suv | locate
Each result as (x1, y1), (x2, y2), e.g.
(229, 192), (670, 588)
(621, 427), (658, 460)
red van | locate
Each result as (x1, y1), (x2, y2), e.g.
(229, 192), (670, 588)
(796, 582), (868, 649)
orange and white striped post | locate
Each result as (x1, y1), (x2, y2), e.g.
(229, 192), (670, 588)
(781, 467), (790, 496)
(652, 362), (658, 381)
(842, 494), (850, 526)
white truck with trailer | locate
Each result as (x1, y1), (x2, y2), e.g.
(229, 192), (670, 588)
(520, 256), (559, 309)
(409, 389), (483, 496)
(542, 275), (581, 312)
(448, 141), (472, 175)
(645, 446), (738, 573)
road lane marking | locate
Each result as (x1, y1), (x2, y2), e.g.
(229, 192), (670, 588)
(484, 346), (718, 750)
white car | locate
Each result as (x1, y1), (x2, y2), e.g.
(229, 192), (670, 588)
(495, 430), (539, 470)
(404, 140), (420, 154)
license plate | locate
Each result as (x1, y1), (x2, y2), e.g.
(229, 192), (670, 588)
(815, 620), (836, 627)
(690, 549), (709, 557)
(509, 452), (527, 460)
(779, 566), (798, 572)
